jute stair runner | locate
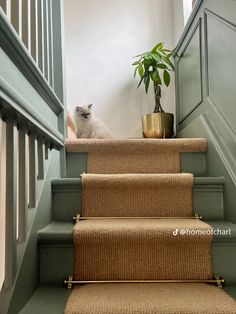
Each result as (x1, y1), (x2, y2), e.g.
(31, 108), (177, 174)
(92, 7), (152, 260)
(82, 173), (193, 217)
(65, 138), (207, 173)
(65, 283), (236, 314)
(73, 218), (213, 281)
(65, 139), (236, 313)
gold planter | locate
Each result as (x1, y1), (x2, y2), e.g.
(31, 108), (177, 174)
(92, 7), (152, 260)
(142, 112), (174, 138)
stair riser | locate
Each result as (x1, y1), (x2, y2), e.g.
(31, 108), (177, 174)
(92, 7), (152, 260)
(39, 242), (236, 285)
(52, 182), (224, 221)
(66, 152), (206, 177)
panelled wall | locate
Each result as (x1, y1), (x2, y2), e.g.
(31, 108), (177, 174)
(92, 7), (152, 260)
(175, 0), (236, 222)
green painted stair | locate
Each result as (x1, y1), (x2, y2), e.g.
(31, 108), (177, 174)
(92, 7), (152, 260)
(51, 177), (225, 222)
(18, 284), (236, 314)
(37, 220), (236, 286)
(66, 152), (207, 177)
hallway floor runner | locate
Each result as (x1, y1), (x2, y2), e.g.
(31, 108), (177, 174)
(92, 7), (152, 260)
(73, 219), (213, 281)
(82, 173), (193, 217)
(65, 138), (207, 173)
(64, 283), (236, 314)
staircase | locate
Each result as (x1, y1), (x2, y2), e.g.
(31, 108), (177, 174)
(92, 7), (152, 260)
(19, 138), (236, 314)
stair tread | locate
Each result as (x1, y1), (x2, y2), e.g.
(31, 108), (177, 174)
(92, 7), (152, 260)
(19, 284), (236, 314)
(19, 285), (70, 314)
(65, 283), (236, 314)
(65, 138), (208, 152)
(38, 220), (236, 244)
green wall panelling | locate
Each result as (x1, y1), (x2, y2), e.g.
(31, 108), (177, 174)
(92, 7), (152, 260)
(180, 152), (206, 175)
(176, 0), (236, 222)
(178, 115), (236, 222)
(177, 20), (203, 122)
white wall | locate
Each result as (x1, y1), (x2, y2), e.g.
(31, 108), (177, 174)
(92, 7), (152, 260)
(64, 0), (176, 138)
(173, 0), (185, 46)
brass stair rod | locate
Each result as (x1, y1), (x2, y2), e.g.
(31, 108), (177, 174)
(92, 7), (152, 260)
(64, 275), (224, 289)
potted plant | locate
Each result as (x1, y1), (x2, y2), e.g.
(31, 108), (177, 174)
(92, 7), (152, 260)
(132, 42), (175, 138)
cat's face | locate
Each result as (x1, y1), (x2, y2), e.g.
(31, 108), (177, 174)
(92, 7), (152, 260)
(75, 104), (93, 119)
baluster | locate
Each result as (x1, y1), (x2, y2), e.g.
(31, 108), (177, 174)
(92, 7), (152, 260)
(43, 0), (48, 81)
(37, 137), (44, 180)
(41, 0), (45, 75)
(37, 0), (43, 72)
(28, 133), (36, 208)
(48, 0), (54, 88)
(30, 0), (37, 61)
(18, 126), (27, 242)
(44, 141), (49, 160)
(22, 0), (30, 49)
(11, 0), (19, 34)
(5, 117), (17, 288)
(0, 0), (7, 13)
(0, 112), (5, 289)
(51, 0), (64, 102)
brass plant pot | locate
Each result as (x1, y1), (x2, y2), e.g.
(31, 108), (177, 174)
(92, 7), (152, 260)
(142, 112), (174, 138)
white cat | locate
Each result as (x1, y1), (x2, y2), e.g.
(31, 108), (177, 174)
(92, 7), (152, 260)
(72, 104), (112, 139)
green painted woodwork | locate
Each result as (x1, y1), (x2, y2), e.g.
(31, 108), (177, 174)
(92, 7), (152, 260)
(66, 152), (205, 177)
(37, 220), (236, 285)
(175, 0), (236, 222)
(19, 284), (236, 314)
(0, 8), (64, 114)
(19, 286), (70, 314)
(180, 152), (206, 175)
(3, 151), (61, 314)
(0, 46), (63, 147)
(177, 20), (202, 122)
(52, 179), (82, 222)
(51, 177), (225, 222)
(51, 0), (66, 104)
(66, 153), (87, 177)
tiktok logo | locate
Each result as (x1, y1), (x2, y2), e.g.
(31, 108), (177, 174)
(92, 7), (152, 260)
(173, 228), (179, 236)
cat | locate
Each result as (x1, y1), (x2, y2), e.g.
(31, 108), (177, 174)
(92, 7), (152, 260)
(72, 104), (113, 139)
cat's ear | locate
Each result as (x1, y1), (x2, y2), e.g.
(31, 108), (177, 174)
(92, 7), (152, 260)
(88, 104), (93, 109)
(76, 106), (83, 112)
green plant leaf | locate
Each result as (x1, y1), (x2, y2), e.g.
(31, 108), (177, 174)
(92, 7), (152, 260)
(144, 75), (150, 93)
(151, 42), (163, 52)
(133, 53), (143, 58)
(151, 52), (161, 63)
(150, 71), (161, 84)
(157, 63), (168, 69)
(163, 70), (170, 87)
(143, 52), (153, 60)
(162, 56), (175, 71)
(138, 64), (144, 77)
(137, 77), (144, 88)
(132, 61), (139, 66)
